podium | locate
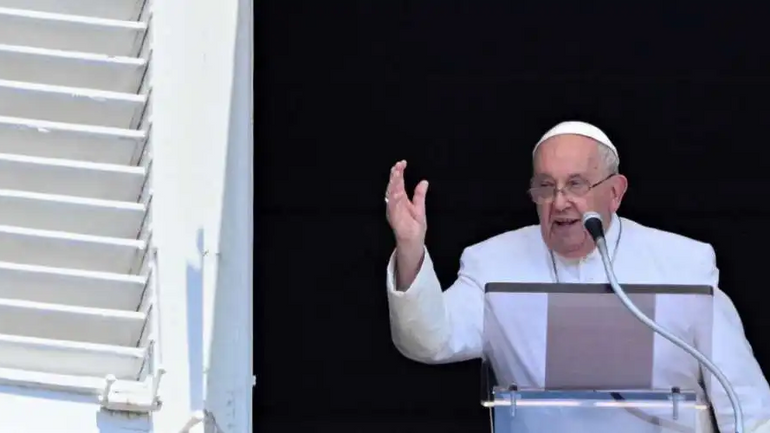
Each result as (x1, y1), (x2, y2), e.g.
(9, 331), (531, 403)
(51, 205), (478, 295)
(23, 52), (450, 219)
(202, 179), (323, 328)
(480, 282), (717, 433)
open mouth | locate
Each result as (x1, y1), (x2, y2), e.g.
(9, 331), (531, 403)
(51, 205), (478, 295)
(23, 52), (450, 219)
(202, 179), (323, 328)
(553, 218), (580, 228)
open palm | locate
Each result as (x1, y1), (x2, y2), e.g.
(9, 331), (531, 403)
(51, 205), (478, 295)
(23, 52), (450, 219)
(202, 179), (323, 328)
(386, 160), (429, 245)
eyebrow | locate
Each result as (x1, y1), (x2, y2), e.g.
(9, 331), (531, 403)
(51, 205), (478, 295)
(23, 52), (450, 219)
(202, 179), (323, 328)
(532, 173), (588, 182)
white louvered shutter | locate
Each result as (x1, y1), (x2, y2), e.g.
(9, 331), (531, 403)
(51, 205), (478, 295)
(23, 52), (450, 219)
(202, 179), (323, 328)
(0, 0), (158, 409)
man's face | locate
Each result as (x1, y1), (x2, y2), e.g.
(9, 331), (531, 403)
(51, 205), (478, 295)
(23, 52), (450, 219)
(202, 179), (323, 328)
(531, 134), (627, 258)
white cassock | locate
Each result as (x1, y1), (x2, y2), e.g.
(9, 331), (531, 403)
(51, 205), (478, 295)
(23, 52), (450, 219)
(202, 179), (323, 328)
(386, 213), (770, 433)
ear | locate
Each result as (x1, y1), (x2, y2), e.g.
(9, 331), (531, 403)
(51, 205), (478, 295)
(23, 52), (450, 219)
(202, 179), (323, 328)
(609, 174), (628, 212)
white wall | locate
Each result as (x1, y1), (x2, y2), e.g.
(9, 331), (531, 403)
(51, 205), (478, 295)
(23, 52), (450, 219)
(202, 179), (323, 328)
(0, 384), (150, 433)
(202, 0), (255, 429)
(150, 0), (253, 431)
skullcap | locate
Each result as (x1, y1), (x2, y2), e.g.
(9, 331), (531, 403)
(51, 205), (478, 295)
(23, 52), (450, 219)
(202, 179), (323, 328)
(533, 121), (618, 159)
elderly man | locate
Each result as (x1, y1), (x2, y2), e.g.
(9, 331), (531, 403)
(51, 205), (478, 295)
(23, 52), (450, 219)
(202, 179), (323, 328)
(383, 121), (770, 433)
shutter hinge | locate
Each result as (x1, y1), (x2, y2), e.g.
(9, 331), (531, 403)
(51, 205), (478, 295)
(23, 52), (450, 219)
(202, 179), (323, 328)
(98, 366), (166, 413)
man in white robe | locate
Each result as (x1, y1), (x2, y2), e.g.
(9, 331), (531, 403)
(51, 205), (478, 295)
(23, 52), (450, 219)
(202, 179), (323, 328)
(383, 121), (770, 433)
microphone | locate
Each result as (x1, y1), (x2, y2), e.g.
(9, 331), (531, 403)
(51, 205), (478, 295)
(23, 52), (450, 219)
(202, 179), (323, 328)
(581, 211), (605, 243)
(581, 212), (744, 433)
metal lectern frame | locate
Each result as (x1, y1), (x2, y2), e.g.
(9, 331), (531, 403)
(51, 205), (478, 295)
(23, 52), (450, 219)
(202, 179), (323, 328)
(480, 282), (715, 433)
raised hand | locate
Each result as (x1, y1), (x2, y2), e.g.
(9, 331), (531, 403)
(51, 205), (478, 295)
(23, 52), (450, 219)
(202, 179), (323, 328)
(385, 160), (429, 246)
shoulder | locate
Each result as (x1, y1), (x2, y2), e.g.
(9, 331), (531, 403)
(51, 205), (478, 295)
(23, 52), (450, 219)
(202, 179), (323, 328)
(456, 217), (718, 271)
(624, 217), (712, 253)
(461, 224), (545, 261)
(622, 217), (716, 270)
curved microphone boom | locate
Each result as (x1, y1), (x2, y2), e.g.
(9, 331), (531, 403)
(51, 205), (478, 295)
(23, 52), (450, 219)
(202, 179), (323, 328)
(581, 211), (744, 433)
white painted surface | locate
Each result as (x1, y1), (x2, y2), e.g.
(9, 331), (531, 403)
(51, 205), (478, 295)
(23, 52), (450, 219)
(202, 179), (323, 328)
(0, 44), (146, 92)
(0, 153), (145, 200)
(0, 0), (145, 21)
(0, 224), (144, 273)
(0, 189), (146, 237)
(0, 0), (252, 430)
(0, 7), (147, 56)
(203, 0), (255, 430)
(0, 298), (145, 345)
(0, 261), (145, 309)
(152, 0), (253, 430)
(0, 0), (153, 414)
(0, 334), (145, 378)
(0, 116), (145, 164)
(0, 383), (151, 432)
(0, 80), (145, 128)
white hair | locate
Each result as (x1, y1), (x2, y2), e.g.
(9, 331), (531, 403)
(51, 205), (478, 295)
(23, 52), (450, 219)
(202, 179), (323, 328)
(597, 143), (619, 175)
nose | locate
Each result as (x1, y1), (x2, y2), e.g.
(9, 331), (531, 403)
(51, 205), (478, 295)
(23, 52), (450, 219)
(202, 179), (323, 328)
(552, 189), (571, 212)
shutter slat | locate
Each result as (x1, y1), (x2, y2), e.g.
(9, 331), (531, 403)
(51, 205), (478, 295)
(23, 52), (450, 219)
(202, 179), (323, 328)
(0, 7), (146, 57)
(0, 225), (145, 273)
(0, 153), (145, 201)
(0, 80), (145, 128)
(0, 0), (154, 395)
(0, 261), (145, 310)
(0, 190), (145, 238)
(0, 44), (146, 92)
(0, 334), (145, 379)
(0, 0), (145, 21)
(0, 299), (145, 346)
(0, 116), (145, 165)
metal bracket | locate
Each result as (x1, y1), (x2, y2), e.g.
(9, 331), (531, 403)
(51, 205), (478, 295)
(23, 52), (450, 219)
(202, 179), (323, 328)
(98, 366), (166, 413)
(670, 387), (682, 420)
(507, 384), (519, 418)
(98, 375), (117, 405)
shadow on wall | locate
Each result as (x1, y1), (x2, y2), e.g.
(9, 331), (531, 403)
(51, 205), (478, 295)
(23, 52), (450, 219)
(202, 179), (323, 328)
(96, 408), (151, 433)
(188, 229), (229, 432)
(188, 228), (232, 433)
(187, 228), (205, 413)
(187, 229), (229, 433)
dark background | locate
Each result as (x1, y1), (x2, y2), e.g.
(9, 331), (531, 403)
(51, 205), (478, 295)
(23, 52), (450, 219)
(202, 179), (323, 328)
(255, 2), (770, 431)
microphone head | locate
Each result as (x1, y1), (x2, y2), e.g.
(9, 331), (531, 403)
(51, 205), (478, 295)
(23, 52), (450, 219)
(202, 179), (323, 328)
(582, 211), (605, 241)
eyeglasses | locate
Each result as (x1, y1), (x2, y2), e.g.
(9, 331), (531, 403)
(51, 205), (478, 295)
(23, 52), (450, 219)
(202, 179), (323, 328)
(527, 173), (616, 204)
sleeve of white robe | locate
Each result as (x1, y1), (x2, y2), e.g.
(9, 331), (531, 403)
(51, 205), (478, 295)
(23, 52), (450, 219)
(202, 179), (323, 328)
(385, 246), (484, 364)
(697, 245), (770, 433)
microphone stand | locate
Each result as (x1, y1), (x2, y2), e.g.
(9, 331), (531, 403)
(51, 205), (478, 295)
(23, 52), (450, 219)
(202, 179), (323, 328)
(586, 214), (744, 433)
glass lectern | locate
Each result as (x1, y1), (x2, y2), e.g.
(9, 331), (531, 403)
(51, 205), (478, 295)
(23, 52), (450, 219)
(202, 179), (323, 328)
(480, 282), (716, 433)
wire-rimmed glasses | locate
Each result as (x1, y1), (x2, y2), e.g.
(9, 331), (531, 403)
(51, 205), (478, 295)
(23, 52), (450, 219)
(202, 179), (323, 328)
(527, 174), (615, 204)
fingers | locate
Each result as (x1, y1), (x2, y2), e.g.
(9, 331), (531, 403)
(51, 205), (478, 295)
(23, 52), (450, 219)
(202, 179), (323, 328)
(386, 160), (407, 200)
(386, 161), (430, 218)
(412, 180), (429, 212)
